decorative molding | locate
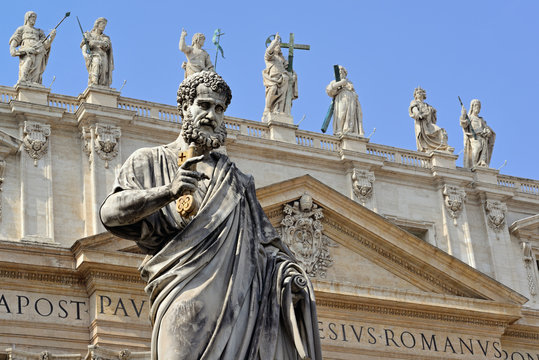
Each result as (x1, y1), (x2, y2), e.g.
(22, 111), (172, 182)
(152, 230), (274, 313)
(86, 345), (150, 360)
(503, 329), (539, 341)
(351, 168), (375, 203)
(521, 241), (537, 297)
(323, 217), (469, 297)
(94, 124), (121, 168)
(316, 299), (507, 328)
(442, 184), (466, 219)
(6, 348), (81, 360)
(85, 270), (145, 284)
(0, 269), (82, 287)
(280, 194), (337, 278)
(485, 199), (507, 231)
(0, 159), (5, 221)
(23, 121), (50, 166)
(81, 126), (92, 160)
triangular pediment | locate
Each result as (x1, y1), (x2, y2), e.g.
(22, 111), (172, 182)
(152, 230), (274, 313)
(256, 175), (528, 307)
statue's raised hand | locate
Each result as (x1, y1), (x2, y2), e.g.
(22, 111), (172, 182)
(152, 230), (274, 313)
(169, 155), (207, 198)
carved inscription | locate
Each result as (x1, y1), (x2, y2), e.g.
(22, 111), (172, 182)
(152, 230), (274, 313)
(318, 320), (538, 359)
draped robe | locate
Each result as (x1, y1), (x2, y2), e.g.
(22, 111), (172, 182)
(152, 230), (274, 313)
(101, 146), (322, 360)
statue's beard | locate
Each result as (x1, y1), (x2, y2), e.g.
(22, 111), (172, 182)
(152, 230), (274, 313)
(181, 111), (227, 151)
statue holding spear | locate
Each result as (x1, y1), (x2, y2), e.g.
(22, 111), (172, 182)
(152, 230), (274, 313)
(9, 11), (70, 85)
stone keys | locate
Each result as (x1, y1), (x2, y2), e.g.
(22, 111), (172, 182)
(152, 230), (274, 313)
(176, 143), (199, 217)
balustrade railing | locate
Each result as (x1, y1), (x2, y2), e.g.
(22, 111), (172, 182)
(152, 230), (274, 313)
(48, 94), (79, 113)
(367, 144), (431, 168)
(295, 131), (340, 152)
(0, 86), (16, 103)
(497, 176), (539, 195)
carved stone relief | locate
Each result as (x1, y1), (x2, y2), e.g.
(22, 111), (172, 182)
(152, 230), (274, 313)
(352, 168), (375, 204)
(82, 124), (121, 168)
(280, 194), (337, 278)
(23, 121), (50, 166)
(442, 185), (466, 219)
(485, 200), (507, 231)
(521, 241), (537, 297)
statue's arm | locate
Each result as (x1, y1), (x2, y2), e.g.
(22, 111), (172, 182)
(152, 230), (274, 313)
(179, 29), (191, 54)
(43, 29), (56, 49)
(459, 106), (468, 128)
(9, 28), (23, 56)
(100, 155), (205, 227)
(409, 102), (422, 120)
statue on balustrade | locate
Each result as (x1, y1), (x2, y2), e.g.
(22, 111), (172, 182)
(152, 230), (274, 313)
(80, 17), (114, 87)
(100, 71), (322, 360)
(9, 11), (56, 85)
(179, 29), (214, 78)
(460, 99), (495, 168)
(409, 87), (453, 152)
(326, 66), (364, 136)
(262, 33), (298, 121)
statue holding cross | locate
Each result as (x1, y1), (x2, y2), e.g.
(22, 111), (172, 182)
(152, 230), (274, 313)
(262, 33), (310, 123)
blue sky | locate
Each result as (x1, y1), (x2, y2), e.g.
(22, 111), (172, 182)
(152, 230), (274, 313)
(2, 1), (538, 180)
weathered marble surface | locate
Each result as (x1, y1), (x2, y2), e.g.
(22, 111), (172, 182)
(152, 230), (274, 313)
(262, 34), (298, 121)
(81, 17), (114, 87)
(179, 29), (214, 78)
(9, 11), (56, 85)
(326, 66), (363, 136)
(408, 87), (453, 152)
(100, 71), (321, 359)
(460, 99), (495, 168)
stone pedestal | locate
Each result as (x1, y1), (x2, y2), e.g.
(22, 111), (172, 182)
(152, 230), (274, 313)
(79, 86), (120, 108)
(15, 83), (50, 106)
(339, 133), (368, 153)
(267, 120), (297, 144)
(472, 166), (499, 185)
(262, 112), (294, 125)
(429, 150), (457, 169)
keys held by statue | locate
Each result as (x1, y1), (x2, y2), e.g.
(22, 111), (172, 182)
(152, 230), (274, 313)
(175, 144), (206, 217)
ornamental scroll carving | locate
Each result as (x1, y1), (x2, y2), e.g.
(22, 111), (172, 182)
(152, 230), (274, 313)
(82, 124), (121, 168)
(521, 241), (537, 297)
(95, 124), (121, 168)
(352, 169), (375, 203)
(442, 185), (466, 219)
(280, 194), (337, 278)
(23, 121), (50, 166)
(485, 200), (507, 231)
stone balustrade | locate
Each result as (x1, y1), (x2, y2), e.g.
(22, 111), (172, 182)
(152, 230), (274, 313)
(0, 85), (16, 103)
(1, 85), (537, 197)
(497, 175), (539, 195)
(367, 143), (431, 168)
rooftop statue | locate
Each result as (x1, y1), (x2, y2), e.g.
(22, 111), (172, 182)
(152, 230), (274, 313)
(262, 33), (298, 121)
(100, 71), (322, 360)
(79, 17), (114, 87)
(460, 99), (495, 168)
(325, 66), (364, 136)
(179, 29), (214, 78)
(409, 87), (453, 152)
(9, 11), (56, 85)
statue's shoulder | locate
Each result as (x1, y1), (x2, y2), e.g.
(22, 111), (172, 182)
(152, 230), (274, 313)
(211, 151), (253, 186)
(126, 145), (168, 166)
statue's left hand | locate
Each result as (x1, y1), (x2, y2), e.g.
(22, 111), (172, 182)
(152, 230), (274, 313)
(50, 29), (57, 39)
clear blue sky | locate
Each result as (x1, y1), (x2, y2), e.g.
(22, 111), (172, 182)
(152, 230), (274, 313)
(2, 1), (538, 180)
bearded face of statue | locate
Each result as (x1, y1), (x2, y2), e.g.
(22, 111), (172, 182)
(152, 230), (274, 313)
(181, 84), (227, 151)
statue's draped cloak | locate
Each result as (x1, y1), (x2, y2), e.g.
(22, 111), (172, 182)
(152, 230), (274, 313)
(326, 80), (364, 136)
(9, 25), (51, 84)
(408, 99), (450, 152)
(262, 50), (298, 115)
(80, 31), (114, 87)
(102, 146), (322, 360)
(462, 115), (495, 168)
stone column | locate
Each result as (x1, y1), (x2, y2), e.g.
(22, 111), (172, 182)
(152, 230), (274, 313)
(439, 184), (475, 267)
(80, 123), (122, 235)
(20, 120), (54, 242)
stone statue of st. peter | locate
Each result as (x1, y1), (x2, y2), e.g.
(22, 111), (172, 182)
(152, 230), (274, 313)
(100, 71), (322, 360)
